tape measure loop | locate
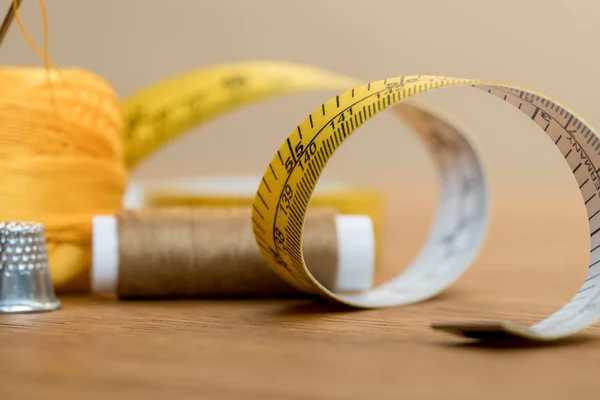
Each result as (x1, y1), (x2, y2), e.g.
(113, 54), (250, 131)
(253, 75), (600, 342)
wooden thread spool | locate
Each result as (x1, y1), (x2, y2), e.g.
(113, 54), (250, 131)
(91, 207), (375, 298)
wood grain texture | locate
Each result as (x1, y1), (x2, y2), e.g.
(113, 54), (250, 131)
(0, 189), (597, 400)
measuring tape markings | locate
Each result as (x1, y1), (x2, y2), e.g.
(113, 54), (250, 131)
(251, 75), (600, 341)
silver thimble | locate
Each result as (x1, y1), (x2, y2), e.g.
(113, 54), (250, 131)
(0, 221), (61, 313)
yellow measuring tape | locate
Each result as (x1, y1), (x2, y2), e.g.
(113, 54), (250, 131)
(123, 61), (358, 168)
(123, 62), (600, 342)
(250, 74), (600, 342)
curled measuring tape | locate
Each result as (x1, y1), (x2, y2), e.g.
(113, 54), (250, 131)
(251, 75), (600, 342)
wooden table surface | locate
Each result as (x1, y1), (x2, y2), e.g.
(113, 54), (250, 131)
(1, 189), (598, 399)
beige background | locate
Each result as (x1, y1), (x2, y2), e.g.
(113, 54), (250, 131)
(1, 1), (597, 262)
(3, 0), (598, 190)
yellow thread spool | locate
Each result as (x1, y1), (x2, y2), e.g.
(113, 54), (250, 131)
(0, 1), (126, 292)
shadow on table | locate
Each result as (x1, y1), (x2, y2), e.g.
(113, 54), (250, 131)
(432, 333), (598, 351)
(267, 289), (458, 315)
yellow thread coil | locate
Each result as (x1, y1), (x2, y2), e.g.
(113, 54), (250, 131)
(0, 67), (127, 292)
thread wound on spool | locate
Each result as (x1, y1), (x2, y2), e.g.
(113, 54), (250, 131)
(123, 176), (385, 270)
(91, 207), (375, 298)
(0, 67), (127, 292)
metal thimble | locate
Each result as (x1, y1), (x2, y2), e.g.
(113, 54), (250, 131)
(0, 221), (61, 313)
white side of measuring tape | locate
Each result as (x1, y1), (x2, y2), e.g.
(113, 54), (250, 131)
(90, 214), (375, 294)
(355, 100), (489, 305)
(431, 84), (600, 341)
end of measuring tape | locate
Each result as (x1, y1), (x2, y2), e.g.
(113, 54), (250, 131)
(251, 73), (600, 343)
